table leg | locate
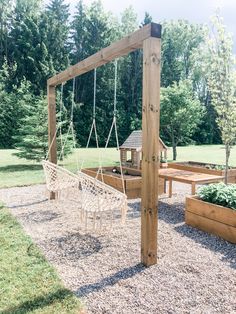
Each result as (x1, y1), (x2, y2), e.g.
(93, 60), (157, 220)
(169, 179), (173, 198)
(191, 183), (196, 195)
(164, 179), (167, 193)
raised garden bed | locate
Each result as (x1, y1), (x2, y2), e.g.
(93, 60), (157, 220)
(185, 196), (236, 243)
(169, 161), (236, 183)
(82, 166), (165, 199)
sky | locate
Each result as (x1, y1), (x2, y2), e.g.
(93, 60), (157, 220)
(46, 0), (236, 49)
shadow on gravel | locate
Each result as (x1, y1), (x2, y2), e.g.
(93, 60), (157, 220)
(42, 233), (103, 262)
(175, 223), (236, 269)
(19, 209), (59, 223)
(126, 199), (185, 222)
(76, 263), (146, 297)
(127, 201), (141, 219)
(9, 199), (48, 209)
(158, 200), (185, 224)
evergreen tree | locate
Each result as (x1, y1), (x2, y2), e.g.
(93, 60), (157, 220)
(43, 0), (70, 73)
(191, 43), (220, 144)
(14, 0), (43, 19)
(71, 0), (118, 147)
(14, 93), (74, 161)
(0, 63), (29, 148)
(8, 0), (50, 94)
(141, 12), (152, 26)
(118, 8), (143, 141)
(0, 0), (13, 66)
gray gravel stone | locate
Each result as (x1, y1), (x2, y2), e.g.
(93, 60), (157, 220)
(0, 182), (235, 314)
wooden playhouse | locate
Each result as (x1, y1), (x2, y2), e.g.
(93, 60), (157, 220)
(119, 130), (167, 169)
(82, 131), (167, 199)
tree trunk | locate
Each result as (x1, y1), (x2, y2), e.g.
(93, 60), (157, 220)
(171, 134), (177, 160)
(225, 143), (230, 185)
(172, 145), (177, 161)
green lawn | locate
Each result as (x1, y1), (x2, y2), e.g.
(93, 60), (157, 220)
(170, 144), (236, 166)
(0, 205), (82, 314)
(0, 145), (235, 188)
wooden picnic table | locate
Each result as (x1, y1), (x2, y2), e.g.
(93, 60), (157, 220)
(159, 168), (224, 198)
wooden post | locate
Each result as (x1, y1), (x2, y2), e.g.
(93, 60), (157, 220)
(46, 22), (162, 263)
(191, 183), (196, 195)
(47, 84), (57, 200)
(141, 36), (161, 266)
(169, 179), (173, 198)
(136, 151), (141, 170)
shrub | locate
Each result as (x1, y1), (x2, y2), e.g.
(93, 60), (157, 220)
(197, 183), (236, 210)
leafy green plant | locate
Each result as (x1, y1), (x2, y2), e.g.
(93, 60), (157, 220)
(197, 183), (236, 210)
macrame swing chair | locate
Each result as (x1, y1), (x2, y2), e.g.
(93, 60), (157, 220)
(42, 59), (127, 231)
(42, 82), (80, 199)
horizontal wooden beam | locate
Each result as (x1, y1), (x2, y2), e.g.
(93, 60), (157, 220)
(47, 23), (161, 87)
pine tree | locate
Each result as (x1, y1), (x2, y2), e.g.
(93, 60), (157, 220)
(8, 0), (50, 94)
(118, 8), (142, 142)
(0, 63), (29, 148)
(14, 93), (74, 161)
(43, 0), (70, 73)
(0, 0), (13, 66)
(71, 0), (118, 147)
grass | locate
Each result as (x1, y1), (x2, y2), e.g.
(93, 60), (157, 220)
(0, 145), (236, 188)
(0, 205), (83, 314)
(171, 144), (236, 166)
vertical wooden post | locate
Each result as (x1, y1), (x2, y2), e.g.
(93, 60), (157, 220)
(141, 37), (161, 266)
(47, 84), (57, 200)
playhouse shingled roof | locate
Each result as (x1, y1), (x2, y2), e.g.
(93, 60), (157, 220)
(120, 130), (167, 151)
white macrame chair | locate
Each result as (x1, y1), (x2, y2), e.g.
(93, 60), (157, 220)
(78, 170), (127, 230)
(43, 67), (128, 232)
(43, 82), (81, 201)
(77, 63), (128, 230)
(42, 159), (81, 199)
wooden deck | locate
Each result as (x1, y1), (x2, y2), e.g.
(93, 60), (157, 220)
(159, 168), (224, 197)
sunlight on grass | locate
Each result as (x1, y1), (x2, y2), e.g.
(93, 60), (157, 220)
(0, 145), (235, 188)
(0, 206), (82, 314)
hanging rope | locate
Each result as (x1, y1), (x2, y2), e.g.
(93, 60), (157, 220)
(43, 65), (127, 231)
(104, 60), (126, 195)
(79, 68), (103, 179)
(59, 83), (65, 160)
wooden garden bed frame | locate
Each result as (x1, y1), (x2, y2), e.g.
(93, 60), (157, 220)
(82, 166), (165, 199)
(47, 23), (162, 266)
(185, 196), (236, 243)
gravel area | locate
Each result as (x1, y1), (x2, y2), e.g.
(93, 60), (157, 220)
(0, 183), (235, 314)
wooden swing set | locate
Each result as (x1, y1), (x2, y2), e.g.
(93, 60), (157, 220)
(47, 22), (162, 267)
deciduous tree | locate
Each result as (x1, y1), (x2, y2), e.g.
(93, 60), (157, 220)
(206, 15), (236, 183)
(160, 80), (204, 160)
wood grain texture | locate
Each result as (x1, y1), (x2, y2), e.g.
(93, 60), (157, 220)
(47, 85), (57, 200)
(46, 23), (162, 266)
(185, 211), (236, 244)
(186, 196), (236, 227)
(82, 167), (165, 199)
(185, 196), (236, 243)
(141, 37), (161, 266)
(169, 163), (236, 183)
(48, 23), (161, 87)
